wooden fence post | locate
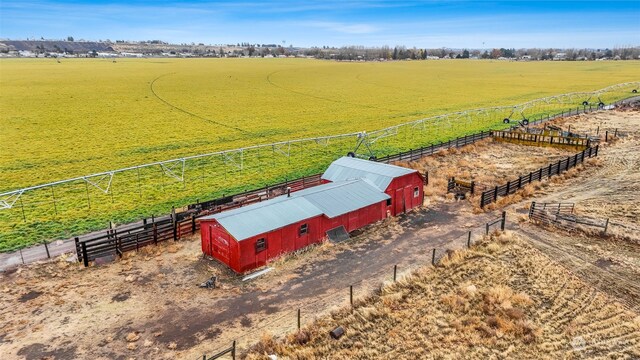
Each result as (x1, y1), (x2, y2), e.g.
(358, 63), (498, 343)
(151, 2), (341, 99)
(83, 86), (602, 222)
(432, 248), (436, 265)
(501, 211), (506, 231)
(297, 308), (301, 330)
(350, 285), (353, 308)
(604, 218), (609, 234)
(231, 340), (236, 360)
(467, 231), (471, 248)
(393, 264), (397, 282)
(75, 237), (81, 262)
(191, 215), (196, 234)
(493, 186), (498, 201)
(529, 201), (536, 219)
(153, 223), (158, 245)
(173, 212), (178, 241)
(42, 240), (50, 259)
(81, 242), (89, 267)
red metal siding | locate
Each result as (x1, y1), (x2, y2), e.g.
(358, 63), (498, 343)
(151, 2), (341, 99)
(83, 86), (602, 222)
(200, 220), (243, 273)
(385, 172), (423, 216)
(203, 215), (325, 273)
(200, 169), (423, 273)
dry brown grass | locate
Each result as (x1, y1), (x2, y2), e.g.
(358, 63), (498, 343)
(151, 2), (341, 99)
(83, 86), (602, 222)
(244, 232), (640, 359)
(402, 138), (578, 210)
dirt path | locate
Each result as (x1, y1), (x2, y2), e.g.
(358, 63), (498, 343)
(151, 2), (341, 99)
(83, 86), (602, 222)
(516, 224), (640, 313)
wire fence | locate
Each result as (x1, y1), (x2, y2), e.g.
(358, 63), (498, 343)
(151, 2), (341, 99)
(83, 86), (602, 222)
(198, 212), (507, 359)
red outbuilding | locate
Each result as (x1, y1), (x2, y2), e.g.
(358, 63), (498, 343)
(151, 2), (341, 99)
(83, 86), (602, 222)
(200, 157), (424, 273)
(321, 157), (424, 216)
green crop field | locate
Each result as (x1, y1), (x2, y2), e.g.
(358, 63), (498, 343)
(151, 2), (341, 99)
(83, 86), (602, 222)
(0, 57), (638, 251)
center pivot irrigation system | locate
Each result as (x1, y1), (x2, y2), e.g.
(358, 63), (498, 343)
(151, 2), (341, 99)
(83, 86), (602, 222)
(0, 81), (638, 247)
(1, 81), (638, 212)
(498, 81), (639, 126)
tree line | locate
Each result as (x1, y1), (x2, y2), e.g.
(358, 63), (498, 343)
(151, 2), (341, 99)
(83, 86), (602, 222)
(299, 46), (640, 61)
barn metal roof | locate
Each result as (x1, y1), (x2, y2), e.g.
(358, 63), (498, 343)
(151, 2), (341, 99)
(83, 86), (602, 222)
(294, 179), (390, 218)
(321, 157), (417, 191)
(200, 179), (389, 241)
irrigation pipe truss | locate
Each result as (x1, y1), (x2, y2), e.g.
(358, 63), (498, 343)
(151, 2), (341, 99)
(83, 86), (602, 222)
(1, 81), (638, 210)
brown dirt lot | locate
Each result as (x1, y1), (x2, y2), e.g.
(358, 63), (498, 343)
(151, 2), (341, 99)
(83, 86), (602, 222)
(1, 106), (639, 359)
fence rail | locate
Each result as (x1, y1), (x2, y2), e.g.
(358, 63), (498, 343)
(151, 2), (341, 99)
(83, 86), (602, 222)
(447, 177), (476, 196)
(528, 201), (609, 233)
(480, 145), (599, 208)
(491, 130), (591, 149)
(376, 131), (491, 164)
(75, 175), (324, 266)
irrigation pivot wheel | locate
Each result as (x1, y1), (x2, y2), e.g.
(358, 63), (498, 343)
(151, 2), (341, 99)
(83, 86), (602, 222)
(347, 151), (356, 157)
(582, 101), (589, 106)
(633, 89), (638, 93)
(503, 118), (510, 124)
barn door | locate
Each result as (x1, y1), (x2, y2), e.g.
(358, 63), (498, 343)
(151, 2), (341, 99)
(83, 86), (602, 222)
(210, 230), (230, 262)
(394, 189), (403, 215)
(403, 186), (412, 212)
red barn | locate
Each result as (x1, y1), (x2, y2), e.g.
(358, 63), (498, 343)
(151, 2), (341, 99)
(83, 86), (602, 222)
(321, 157), (424, 216)
(200, 157), (423, 273)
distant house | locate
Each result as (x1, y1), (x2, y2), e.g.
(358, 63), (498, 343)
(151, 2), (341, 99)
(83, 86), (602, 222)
(520, 55), (532, 61)
(553, 53), (567, 61)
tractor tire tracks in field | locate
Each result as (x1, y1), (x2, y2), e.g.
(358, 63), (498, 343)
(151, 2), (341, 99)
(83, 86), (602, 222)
(150, 73), (249, 134)
(517, 224), (640, 313)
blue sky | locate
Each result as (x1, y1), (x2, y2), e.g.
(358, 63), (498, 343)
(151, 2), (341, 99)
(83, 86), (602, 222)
(1, 1), (638, 48)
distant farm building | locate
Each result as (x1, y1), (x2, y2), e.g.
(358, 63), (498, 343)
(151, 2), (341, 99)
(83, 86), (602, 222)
(200, 157), (424, 273)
